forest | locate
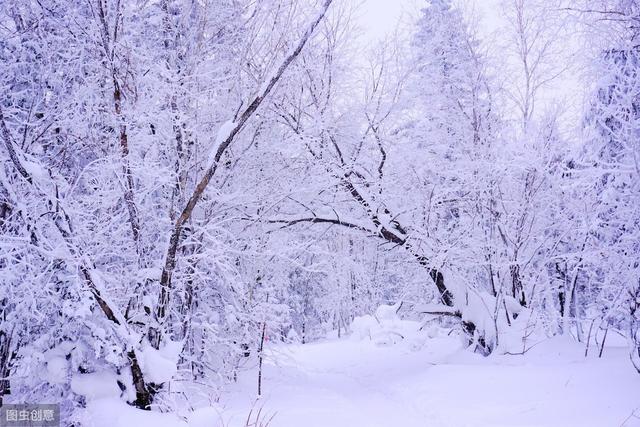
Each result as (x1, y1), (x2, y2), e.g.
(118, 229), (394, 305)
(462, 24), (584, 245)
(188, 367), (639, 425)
(1, 0), (640, 425)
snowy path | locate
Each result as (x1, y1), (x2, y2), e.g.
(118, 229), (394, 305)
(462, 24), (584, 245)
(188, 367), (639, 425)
(223, 335), (640, 427)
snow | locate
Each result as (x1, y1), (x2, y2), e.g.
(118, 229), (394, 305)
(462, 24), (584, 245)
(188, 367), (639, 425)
(83, 398), (188, 427)
(21, 158), (49, 182)
(45, 356), (67, 385)
(351, 303), (415, 346)
(207, 120), (237, 166)
(374, 302), (401, 320)
(71, 372), (121, 400)
(43, 341), (75, 385)
(140, 340), (182, 384)
(77, 323), (640, 427)
(216, 324), (640, 427)
(136, 267), (162, 281)
(186, 407), (225, 427)
(7, 1), (640, 427)
(350, 314), (378, 340)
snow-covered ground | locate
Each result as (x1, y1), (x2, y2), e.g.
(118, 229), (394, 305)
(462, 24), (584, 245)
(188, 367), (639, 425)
(83, 317), (640, 427)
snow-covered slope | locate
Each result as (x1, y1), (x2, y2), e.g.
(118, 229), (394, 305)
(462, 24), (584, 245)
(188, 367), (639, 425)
(221, 333), (640, 427)
(84, 318), (640, 427)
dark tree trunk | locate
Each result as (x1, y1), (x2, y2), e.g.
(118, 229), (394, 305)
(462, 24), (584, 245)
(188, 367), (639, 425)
(0, 329), (12, 406)
(128, 350), (153, 410)
(510, 264), (526, 307)
(257, 322), (267, 396)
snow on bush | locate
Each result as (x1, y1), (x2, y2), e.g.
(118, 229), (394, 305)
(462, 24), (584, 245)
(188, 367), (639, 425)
(350, 303), (421, 346)
(140, 340), (182, 385)
(71, 372), (121, 400)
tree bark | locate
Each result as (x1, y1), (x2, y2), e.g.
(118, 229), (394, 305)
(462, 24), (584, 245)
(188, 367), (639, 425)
(0, 324), (13, 406)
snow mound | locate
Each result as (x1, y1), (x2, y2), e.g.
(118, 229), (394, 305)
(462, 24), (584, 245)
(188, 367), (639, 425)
(71, 372), (121, 400)
(84, 398), (189, 427)
(45, 356), (68, 385)
(351, 303), (420, 347)
(375, 302), (402, 320)
(350, 314), (379, 340)
(141, 340), (182, 384)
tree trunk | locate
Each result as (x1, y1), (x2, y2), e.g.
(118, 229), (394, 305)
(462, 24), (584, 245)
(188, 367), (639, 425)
(153, 0), (334, 348)
(257, 322), (267, 396)
(0, 329), (13, 406)
(128, 350), (152, 409)
(3, 104), (154, 408)
(96, 0), (141, 248)
(510, 264), (526, 307)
